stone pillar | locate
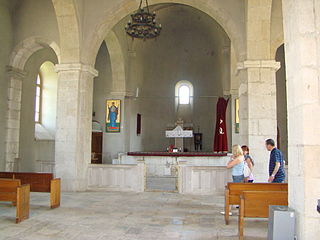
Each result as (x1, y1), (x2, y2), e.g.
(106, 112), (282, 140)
(54, 63), (98, 191)
(5, 66), (26, 171)
(282, 0), (320, 238)
(238, 0), (279, 182)
(238, 60), (280, 182)
(0, 2), (13, 171)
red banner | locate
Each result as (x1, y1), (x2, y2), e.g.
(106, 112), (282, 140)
(214, 97), (229, 152)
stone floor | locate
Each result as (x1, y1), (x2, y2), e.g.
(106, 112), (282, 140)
(0, 191), (268, 240)
(146, 176), (177, 192)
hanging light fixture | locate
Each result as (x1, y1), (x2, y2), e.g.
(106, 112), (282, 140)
(125, 0), (162, 39)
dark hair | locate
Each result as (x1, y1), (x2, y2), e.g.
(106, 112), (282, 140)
(241, 145), (249, 154)
(265, 139), (275, 147)
(242, 145), (254, 166)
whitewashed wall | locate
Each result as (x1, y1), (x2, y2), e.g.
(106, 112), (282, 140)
(87, 161), (145, 192)
(178, 164), (231, 195)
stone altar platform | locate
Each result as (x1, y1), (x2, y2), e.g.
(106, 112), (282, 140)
(112, 152), (232, 194)
(116, 152), (231, 177)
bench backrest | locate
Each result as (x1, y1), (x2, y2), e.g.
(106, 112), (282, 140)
(227, 183), (288, 204)
(241, 191), (288, 218)
(0, 172), (53, 192)
(0, 178), (21, 201)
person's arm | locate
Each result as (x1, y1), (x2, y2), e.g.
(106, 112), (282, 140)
(227, 157), (240, 169)
(268, 151), (281, 182)
(246, 157), (253, 171)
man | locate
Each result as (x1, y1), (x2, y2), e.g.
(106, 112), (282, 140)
(265, 139), (286, 183)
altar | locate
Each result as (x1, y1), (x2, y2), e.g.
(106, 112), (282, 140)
(165, 119), (193, 152)
(113, 151), (232, 194)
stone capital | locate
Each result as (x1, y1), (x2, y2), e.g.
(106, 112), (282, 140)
(55, 63), (99, 77)
(237, 60), (281, 71)
(6, 66), (27, 80)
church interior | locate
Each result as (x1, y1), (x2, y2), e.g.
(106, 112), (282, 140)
(0, 0), (319, 239)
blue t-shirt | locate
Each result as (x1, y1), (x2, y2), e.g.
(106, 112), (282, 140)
(269, 148), (285, 181)
(232, 156), (244, 176)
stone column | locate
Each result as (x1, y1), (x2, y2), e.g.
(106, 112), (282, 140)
(238, 60), (280, 182)
(282, 0), (320, 238)
(54, 63), (98, 191)
(5, 66), (26, 171)
(238, 0), (279, 182)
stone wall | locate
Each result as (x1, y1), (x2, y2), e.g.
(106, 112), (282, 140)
(282, 0), (320, 239)
(0, 1), (13, 170)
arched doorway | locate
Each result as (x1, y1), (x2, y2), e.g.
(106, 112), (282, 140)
(91, 3), (232, 191)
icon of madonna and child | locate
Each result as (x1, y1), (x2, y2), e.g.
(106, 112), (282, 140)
(106, 100), (121, 132)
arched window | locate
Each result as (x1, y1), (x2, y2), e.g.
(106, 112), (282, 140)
(34, 61), (58, 139)
(35, 74), (42, 123)
(175, 80), (193, 105)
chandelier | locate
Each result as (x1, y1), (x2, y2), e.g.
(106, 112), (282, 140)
(125, 0), (162, 39)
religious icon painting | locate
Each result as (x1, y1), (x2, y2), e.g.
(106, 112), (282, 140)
(106, 99), (121, 133)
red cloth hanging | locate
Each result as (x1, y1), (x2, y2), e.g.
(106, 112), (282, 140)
(214, 97), (229, 152)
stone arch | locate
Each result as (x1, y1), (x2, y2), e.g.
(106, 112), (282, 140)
(271, 40), (284, 59)
(104, 30), (126, 94)
(270, 0), (284, 59)
(5, 36), (60, 171)
(85, 0), (245, 66)
(51, 0), (80, 63)
(9, 36), (60, 70)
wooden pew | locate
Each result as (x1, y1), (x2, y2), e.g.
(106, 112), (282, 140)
(0, 172), (60, 209)
(239, 191), (288, 240)
(0, 179), (30, 223)
(225, 183), (288, 224)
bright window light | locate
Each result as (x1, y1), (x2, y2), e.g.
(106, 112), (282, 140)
(179, 85), (190, 104)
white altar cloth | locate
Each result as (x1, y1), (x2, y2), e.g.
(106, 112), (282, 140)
(165, 125), (193, 138)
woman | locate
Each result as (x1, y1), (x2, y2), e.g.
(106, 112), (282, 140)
(221, 145), (245, 216)
(242, 145), (254, 183)
(227, 145), (245, 183)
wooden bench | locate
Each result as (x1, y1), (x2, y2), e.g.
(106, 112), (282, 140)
(0, 179), (30, 223)
(0, 172), (60, 209)
(225, 182), (288, 224)
(239, 191), (288, 240)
